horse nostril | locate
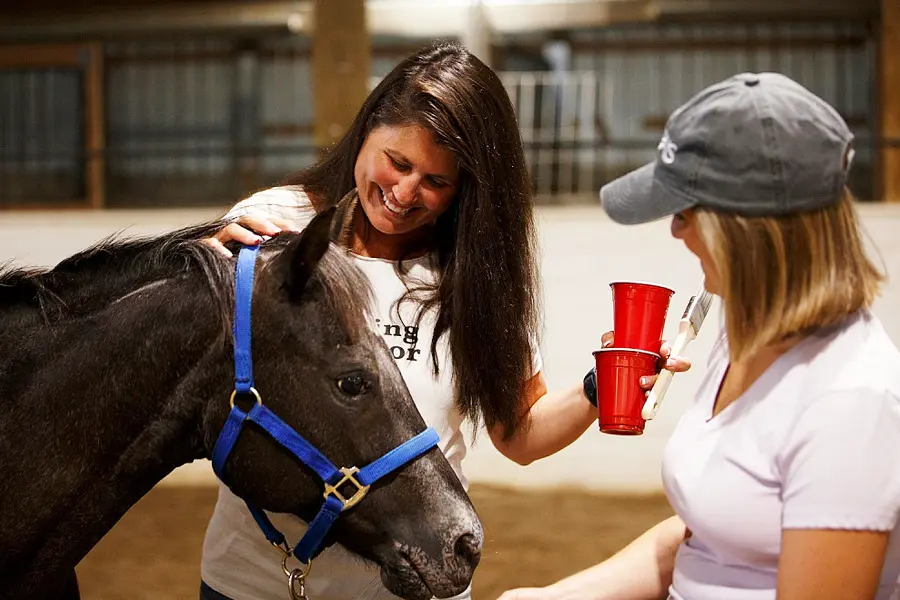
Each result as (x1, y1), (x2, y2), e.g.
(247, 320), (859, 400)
(453, 532), (482, 567)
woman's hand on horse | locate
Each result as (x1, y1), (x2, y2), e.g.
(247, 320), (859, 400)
(205, 215), (299, 258)
(600, 330), (692, 391)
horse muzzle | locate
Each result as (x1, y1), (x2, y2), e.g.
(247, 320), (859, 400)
(379, 524), (483, 600)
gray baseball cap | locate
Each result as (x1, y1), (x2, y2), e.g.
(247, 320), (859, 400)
(600, 72), (855, 225)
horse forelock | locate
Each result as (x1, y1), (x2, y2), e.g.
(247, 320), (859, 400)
(315, 244), (375, 343)
(259, 234), (374, 344)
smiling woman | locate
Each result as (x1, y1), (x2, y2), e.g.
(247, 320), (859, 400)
(351, 124), (459, 257)
(199, 41), (687, 600)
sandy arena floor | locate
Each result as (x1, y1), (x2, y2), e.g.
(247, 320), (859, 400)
(76, 484), (673, 600)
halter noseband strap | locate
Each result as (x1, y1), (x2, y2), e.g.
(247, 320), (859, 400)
(211, 243), (440, 583)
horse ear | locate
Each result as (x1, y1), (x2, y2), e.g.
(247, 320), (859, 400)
(282, 206), (336, 302)
(328, 189), (359, 246)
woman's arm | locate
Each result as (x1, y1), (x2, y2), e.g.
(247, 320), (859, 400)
(497, 515), (688, 600)
(490, 342), (691, 465)
(489, 373), (595, 465)
(777, 529), (889, 600)
(774, 388), (900, 600)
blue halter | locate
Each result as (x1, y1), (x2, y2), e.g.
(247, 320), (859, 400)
(211, 244), (440, 594)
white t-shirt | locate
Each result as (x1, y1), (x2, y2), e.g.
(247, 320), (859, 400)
(662, 310), (900, 600)
(201, 186), (542, 600)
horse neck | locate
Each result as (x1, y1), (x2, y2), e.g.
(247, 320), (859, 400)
(0, 267), (232, 591)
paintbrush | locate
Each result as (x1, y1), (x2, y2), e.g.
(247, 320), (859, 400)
(641, 283), (714, 420)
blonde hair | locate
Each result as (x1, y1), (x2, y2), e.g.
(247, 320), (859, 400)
(694, 187), (883, 361)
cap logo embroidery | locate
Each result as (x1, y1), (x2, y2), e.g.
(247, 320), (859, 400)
(658, 131), (678, 165)
(843, 143), (856, 172)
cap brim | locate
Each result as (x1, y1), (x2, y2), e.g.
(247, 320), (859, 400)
(600, 161), (694, 225)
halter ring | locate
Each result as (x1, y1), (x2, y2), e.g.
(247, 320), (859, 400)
(281, 552), (312, 579)
(229, 387), (262, 409)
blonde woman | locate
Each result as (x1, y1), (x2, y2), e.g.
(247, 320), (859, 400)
(499, 73), (900, 600)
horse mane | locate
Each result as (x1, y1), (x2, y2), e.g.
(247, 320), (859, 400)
(0, 221), (373, 341)
(0, 222), (232, 324)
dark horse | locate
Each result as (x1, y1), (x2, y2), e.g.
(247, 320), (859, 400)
(0, 207), (482, 600)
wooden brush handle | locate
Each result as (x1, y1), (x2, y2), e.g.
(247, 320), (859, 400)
(642, 326), (692, 420)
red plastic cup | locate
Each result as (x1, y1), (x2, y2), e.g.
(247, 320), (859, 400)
(610, 281), (675, 354)
(593, 348), (660, 435)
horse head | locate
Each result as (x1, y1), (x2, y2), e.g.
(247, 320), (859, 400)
(201, 208), (482, 600)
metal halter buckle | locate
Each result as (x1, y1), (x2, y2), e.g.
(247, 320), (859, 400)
(322, 466), (370, 510)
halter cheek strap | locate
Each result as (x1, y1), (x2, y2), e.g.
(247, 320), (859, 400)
(211, 244), (439, 582)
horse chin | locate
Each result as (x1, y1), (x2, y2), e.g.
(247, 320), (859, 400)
(378, 544), (474, 600)
(379, 563), (434, 600)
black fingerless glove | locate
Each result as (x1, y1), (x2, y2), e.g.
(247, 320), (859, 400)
(583, 366), (598, 407)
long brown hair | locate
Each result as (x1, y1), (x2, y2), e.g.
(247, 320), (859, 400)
(282, 42), (540, 440)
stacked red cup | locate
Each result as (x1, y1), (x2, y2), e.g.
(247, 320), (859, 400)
(593, 281), (674, 435)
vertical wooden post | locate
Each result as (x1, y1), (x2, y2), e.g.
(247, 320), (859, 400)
(234, 41), (262, 195)
(881, 0), (900, 202)
(462, 1), (494, 67)
(84, 42), (106, 209)
(312, 0), (369, 152)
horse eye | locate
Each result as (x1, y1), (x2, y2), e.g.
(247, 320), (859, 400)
(336, 374), (370, 396)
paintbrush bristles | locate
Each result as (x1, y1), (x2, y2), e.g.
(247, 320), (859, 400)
(686, 289), (713, 334)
